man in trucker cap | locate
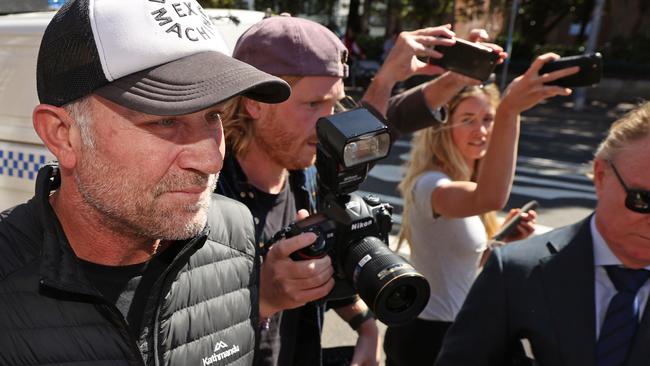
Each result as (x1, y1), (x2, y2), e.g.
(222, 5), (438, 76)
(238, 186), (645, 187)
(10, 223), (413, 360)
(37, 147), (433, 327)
(0, 0), (290, 365)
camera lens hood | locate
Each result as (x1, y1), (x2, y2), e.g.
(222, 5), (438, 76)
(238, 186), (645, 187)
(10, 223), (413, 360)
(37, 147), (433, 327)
(344, 236), (430, 326)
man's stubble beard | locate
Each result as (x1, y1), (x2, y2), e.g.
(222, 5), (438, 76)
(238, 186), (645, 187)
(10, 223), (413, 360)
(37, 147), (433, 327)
(254, 107), (316, 170)
(74, 145), (217, 241)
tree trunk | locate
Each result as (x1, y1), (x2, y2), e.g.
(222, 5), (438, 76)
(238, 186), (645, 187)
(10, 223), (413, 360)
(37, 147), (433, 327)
(630, 0), (648, 37)
(384, 0), (402, 38)
(575, 0), (595, 45)
(360, 0), (373, 34)
(326, 0), (337, 29)
(347, 0), (361, 32)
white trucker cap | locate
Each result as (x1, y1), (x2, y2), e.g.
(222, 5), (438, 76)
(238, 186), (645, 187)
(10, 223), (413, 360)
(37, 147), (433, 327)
(36, 0), (290, 115)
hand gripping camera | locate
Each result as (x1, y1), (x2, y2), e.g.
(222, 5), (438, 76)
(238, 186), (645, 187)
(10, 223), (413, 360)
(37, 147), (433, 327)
(267, 107), (430, 326)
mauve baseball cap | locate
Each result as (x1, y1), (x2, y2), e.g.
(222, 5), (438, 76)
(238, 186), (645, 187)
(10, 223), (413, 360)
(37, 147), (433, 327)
(36, 0), (290, 116)
(233, 16), (349, 78)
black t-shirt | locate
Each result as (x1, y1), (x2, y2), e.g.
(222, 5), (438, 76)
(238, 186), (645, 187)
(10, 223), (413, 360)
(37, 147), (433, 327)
(251, 177), (296, 245)
(250, 183), (303, 366)
(79, 244), (178, 338)
(217, 154), (297, 245)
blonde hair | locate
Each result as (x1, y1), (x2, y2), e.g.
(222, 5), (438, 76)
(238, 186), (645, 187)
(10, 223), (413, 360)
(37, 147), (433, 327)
(594, 101), (650, 164)
(397, 84), (501, 249)
(222, 76), (302, 157)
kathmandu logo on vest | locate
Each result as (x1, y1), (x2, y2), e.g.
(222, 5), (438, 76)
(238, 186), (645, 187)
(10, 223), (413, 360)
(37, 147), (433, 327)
(201, 340), (240, 365)
(148, 0), (216, 42)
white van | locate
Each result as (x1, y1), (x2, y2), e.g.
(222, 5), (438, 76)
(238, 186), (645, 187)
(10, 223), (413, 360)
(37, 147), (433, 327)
(0, 8), (264, 210)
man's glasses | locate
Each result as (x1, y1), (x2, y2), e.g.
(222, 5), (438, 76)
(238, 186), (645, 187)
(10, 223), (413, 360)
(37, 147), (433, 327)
(609, 162), (650, 213)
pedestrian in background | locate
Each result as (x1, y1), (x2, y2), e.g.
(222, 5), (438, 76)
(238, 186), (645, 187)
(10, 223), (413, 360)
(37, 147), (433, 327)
(381, 30), (400, 63)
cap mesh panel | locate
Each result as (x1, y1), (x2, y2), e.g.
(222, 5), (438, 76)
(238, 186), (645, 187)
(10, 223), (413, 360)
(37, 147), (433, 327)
(36, 0), (107, 106)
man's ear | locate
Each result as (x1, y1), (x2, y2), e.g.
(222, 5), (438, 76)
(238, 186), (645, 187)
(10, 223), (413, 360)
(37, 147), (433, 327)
(593, 158), (607, 199)
(242, 98), (264, 119)
(33, 104), (79, 169)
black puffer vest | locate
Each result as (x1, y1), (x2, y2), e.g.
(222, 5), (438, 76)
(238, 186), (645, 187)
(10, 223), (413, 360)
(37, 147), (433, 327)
(0, 163), (259, 365)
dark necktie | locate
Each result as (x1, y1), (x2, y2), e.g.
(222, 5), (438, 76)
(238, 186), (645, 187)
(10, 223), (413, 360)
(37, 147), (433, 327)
(596, 266), (650, 366)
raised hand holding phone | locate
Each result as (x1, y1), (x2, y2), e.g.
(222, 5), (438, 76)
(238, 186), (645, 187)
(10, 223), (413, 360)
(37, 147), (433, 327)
(493, 200), (539, 241)
(499, 53), (579, 114)
(428, 38), (500, 82)
(538, 52), (603, 88)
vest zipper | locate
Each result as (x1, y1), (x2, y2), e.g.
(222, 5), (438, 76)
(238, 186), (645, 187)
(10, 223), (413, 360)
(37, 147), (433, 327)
(151, 235), (208, 366)
(97, 301), (147, 366)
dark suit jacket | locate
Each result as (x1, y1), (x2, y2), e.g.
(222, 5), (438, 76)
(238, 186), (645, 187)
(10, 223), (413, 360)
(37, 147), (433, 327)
(435, 216), (650, 366)
(385, 83), (444, 140)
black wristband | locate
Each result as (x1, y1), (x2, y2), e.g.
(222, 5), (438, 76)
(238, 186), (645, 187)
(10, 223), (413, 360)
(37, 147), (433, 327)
(348, 309), (375, 331)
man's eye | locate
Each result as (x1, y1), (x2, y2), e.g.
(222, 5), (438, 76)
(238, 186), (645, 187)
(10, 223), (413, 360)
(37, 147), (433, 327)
(157, 119), (176, 127)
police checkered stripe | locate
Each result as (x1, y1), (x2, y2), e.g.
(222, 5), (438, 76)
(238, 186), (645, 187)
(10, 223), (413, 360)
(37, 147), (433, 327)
(0, 149), (48, 180)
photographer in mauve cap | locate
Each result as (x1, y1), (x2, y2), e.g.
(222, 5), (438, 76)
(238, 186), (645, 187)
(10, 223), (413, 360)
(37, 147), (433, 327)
(0, 0), (291, 365)
(216, 14), (500, 366)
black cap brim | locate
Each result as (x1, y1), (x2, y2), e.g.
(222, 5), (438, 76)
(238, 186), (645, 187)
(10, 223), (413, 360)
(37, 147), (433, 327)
(95, 51), (290, 116)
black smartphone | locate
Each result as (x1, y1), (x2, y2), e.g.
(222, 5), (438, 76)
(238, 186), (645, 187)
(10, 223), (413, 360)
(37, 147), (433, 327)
(539, 52), (603, 88)
(429, 38), (499, 82)
(492, 200), (539, 241)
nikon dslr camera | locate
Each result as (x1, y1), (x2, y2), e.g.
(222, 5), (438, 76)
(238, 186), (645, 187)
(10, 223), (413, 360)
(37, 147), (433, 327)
(267, 107), (430, 326)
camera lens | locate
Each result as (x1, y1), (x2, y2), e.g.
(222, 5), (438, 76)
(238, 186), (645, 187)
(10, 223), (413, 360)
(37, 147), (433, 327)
(343, 236), (430, 326)
(385, 284), (416, 312)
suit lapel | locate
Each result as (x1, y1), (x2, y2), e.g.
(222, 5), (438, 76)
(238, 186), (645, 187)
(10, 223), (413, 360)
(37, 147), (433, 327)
(538, 219), (596, 366)
(624, 290), (650, 366)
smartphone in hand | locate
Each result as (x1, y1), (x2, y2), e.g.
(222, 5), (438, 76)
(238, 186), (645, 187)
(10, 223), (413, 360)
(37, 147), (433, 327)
(492, 200), (539, 241)
(539, 52), (603, 88)
(429, 38), (499, 82)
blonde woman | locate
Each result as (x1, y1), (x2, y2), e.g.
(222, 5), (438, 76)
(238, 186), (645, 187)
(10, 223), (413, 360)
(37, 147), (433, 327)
(383, 53), (579, 366)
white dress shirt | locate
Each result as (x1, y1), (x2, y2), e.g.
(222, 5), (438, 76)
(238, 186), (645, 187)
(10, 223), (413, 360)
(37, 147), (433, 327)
(591, 215), (650, 339)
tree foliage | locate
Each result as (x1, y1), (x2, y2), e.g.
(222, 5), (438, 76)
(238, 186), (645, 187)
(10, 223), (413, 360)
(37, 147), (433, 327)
(197, 0), (245, 8)
(516, 0), (595, 46)
(197, 0), (303, 14)
(404, 0), (454, 28)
